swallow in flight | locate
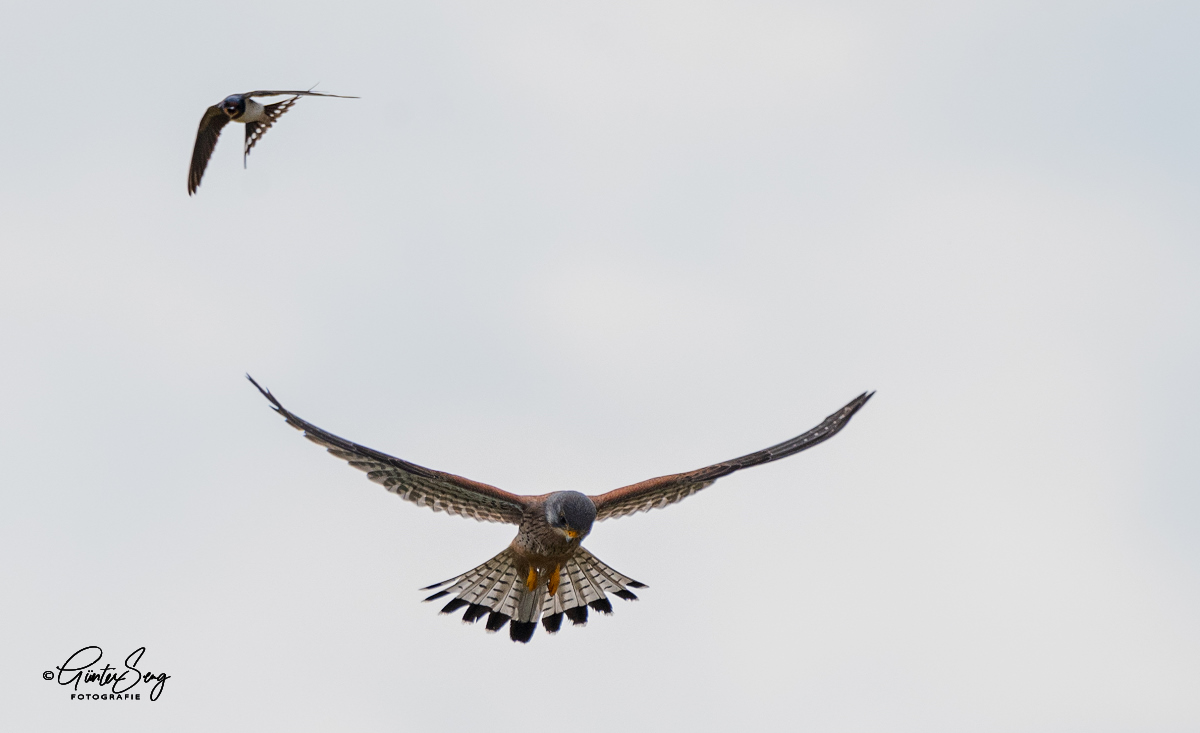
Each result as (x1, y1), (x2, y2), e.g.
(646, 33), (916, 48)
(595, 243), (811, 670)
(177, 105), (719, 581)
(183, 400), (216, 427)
(188, 89), (356, 195)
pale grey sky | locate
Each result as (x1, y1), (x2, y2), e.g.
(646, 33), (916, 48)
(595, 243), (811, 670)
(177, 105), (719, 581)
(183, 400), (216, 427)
(2, 1), (1198, 731)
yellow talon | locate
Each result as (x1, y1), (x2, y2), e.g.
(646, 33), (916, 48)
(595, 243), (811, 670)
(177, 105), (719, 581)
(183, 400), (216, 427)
(547, 564), (562, 596)
(525, 567), (538, 591)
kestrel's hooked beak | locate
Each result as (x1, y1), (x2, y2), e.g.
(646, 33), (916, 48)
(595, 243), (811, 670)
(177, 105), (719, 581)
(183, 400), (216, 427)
(564, 529), (580, 540)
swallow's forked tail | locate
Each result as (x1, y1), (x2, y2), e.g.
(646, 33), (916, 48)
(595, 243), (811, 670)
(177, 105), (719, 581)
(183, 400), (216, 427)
(421, 547), (646, 643)
(243, 96), (299, 167)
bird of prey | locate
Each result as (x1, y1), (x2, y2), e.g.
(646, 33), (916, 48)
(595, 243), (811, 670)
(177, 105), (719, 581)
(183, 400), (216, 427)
(248, 376), (872, 643)
(187, 90), (357, 195)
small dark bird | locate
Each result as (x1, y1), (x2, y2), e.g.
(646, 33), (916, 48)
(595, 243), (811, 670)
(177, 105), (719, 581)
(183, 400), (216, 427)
(187, 90), (356, 195)
(248, 376), (872, 643)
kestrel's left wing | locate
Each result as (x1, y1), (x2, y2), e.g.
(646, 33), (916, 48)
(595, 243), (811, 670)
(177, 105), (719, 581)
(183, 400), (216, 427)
(249, 376), (528, 524)
(589, 391), (873, 521)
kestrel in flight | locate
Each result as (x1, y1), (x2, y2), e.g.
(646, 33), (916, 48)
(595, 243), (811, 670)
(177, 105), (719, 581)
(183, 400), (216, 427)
(187, 89), (356, 195)
(248, 376), (872, 642)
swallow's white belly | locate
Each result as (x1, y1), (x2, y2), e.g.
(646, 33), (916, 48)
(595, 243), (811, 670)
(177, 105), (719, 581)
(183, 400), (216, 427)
(236, 99), (268, 123)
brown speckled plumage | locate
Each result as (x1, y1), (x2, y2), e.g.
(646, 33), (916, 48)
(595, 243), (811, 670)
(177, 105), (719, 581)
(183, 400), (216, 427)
(512, 498), (576, 559)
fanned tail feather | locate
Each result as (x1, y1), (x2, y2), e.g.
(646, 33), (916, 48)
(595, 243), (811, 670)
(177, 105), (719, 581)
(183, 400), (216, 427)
(422, 546), (645, 643)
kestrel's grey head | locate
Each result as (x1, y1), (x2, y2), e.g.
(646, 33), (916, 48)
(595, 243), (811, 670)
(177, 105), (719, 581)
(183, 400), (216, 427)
(545, 491), (596, 541)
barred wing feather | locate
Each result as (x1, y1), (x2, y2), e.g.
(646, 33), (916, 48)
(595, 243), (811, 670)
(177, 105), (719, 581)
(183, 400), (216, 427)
(591, 391), (873, 521)
(248, 376), (526, 524)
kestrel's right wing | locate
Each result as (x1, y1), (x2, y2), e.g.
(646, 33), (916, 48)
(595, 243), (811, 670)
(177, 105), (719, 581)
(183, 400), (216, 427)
(249, 376), (528, 524)
(590, 391), (873, 521)
(188, 105), (230, 195)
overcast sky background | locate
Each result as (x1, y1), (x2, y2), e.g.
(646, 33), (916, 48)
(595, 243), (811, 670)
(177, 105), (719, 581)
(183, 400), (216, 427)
(2, 1), (1198, 731)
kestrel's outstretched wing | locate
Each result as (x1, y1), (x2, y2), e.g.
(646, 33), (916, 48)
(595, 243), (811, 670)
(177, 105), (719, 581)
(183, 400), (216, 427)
(590, 392), (873, 521)
(188, 105), (229, 195)
(243, 97), (298, 167)
(248, 376), (528, 524)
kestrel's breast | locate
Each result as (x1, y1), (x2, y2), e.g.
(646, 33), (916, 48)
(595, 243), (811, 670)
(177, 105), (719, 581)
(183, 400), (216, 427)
(511, 506), (577, 565)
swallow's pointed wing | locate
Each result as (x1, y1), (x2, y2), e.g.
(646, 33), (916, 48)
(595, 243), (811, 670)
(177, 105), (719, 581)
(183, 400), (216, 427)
(188, 105), (229, 195)
(589, 392), (873, 521)
(249, 376), (528, 524)
(242, 90), (358, 99)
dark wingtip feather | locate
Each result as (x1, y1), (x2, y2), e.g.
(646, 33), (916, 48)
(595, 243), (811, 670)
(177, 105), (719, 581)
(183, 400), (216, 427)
(848, 391), (874, 413)
(439, 598), (469, 615)
(509, 621), (537, 643)
(542, 613), (563, 634)
(588, 598), (614, 615)
(462, 604), (490, 624)
(613, 589), (639, 601)
(565, 606), (589, 626)
(245, 374), (284, 413)
(424, 589), (450, 602)
(838, 391), (875, 426)
(626, 580), (648, 588)
(485, 612), (511, 633)
(245, 373), (268, 397)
